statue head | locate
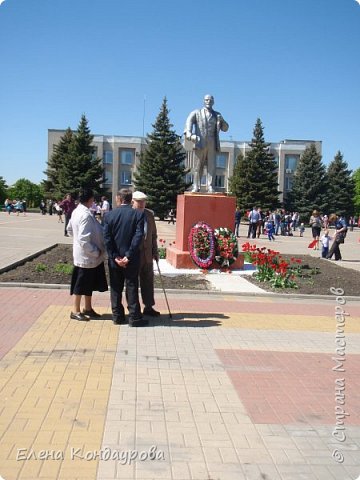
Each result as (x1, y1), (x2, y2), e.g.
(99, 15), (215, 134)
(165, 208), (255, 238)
(203, 94), (214, 109)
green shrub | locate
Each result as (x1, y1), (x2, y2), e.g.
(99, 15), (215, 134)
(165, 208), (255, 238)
(35, 263), (48, 272)
(53, 263), (73, 275)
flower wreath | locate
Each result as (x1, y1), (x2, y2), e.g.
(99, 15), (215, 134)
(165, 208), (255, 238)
(214, 227), (238, 268)
(188, 221), (215, 269)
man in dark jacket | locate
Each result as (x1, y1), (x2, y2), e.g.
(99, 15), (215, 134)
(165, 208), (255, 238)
(103, 189), (146, 327)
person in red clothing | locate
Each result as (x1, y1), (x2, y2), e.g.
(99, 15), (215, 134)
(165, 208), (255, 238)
(60, 193), (76, 237)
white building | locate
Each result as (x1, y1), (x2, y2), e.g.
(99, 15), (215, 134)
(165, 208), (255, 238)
(48, 130), (321, 205)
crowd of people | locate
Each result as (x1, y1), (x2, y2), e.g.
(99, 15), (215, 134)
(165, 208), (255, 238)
(4, 198), (27, 216)
(235, 206), (356, 261)
(66, 188), (160, 327)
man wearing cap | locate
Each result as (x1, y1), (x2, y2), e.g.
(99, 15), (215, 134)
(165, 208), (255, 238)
(132, 191), (160, 317)
(103, 188), (147, 327)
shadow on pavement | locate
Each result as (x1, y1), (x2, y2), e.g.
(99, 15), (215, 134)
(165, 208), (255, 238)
(89, 313), (228, 327)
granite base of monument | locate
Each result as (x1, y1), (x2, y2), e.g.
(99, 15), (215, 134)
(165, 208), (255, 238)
(166, 192), (244, 270)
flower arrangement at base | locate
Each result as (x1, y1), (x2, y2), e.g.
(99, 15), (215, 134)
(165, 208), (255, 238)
(214, 227), (238, 269)
(188, 221), (215, 269)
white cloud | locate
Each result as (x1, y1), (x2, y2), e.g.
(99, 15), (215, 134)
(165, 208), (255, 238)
(355, 0), (360, 5)
(0, 0), (6, 5)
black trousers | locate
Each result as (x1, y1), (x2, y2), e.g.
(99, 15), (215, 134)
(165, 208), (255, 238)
(248, 222), (257, 238)
(108, 261), (142, 321)
(327, 240), (342, 261)
(64, 213), (71, 235)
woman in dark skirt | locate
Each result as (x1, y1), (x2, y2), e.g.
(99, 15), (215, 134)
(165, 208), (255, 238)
(67, 189), (108, 321)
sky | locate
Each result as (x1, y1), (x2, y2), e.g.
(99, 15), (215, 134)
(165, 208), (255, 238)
(0, 0), (360, 186)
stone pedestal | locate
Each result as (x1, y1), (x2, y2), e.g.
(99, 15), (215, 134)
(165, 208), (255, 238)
(166, 193), (244, 269)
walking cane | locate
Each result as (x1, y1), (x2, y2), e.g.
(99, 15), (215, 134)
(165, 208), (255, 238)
(155, 259), (172, 319)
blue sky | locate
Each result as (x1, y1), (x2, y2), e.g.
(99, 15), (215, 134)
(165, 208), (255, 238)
(0, 0), (359, 185)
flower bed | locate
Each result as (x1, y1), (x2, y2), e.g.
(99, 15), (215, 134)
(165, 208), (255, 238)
(242, 242), (302, 289)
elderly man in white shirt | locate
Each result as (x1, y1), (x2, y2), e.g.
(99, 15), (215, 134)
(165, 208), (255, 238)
(67, 189), (108, 321)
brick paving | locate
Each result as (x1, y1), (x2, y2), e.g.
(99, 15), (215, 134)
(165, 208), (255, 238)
(1, 287), (359, 479)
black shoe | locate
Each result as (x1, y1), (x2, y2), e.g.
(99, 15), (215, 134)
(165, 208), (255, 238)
(113, 317), (127, 325)
(70, 312), (90, 321)
(129, 318), (149, 327)
(143, 307), (160, 317)
(83, 308), (101, 318)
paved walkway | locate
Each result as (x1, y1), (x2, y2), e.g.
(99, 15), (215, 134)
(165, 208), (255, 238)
(1, 211), (360, 480)
(0, 288), (359, 480)
(1, 212), (359, 273)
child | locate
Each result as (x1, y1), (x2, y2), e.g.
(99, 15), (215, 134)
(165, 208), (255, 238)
(54, 202), (64, 223)
(265, 219), (275, 241)
(320, 229), (332, 258)
(299, 223), (305, 237)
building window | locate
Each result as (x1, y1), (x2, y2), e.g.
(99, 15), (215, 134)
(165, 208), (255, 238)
(185, 173), (193, 184)
(215, 175), (225, 188)
(216, 153), (228, 169)
(284, 154), (299, 173)
(120, 171), (132, 185)
(92, 147), (98, 160)
(103, 151), (113, 164)
(104, 170), (112, 185)
(120, 149), (134, 165)
(285, 177), (293, 191)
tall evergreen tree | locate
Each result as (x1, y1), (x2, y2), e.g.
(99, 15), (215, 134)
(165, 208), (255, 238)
(287, 143), (328, 221)
(353, 168), (360, 216)
(45, 115), (104, 198)
(228, 118), (279, 210)
(134, 98), (189, 219)
(0, 176), (8, 204)
(44, 128), (73, 198)
(228, 152), (251, 208)
(326, 151), (355, 217)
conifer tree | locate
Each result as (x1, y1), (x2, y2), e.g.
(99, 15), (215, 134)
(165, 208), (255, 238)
(44, 128), (73, 198)
(134, 98), (189, 219)
(0, 176), (8, 204)
(353, 168), (360, 216)
(287, 143), (328, 221)
(228, 152), (251, 208)
(45, 115), (104, 198)
(228, 118), (279, 210)
(326, 151), (355, 217)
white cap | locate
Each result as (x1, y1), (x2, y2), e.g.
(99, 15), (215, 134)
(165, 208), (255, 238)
(132, 191), (147, 201)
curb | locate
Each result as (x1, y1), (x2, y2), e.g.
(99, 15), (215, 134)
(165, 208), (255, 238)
(0, 244), (58, 274)
(0, 282), (359, 302)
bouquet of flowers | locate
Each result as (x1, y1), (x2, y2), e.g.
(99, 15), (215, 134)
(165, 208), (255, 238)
(214, 227), (238, 268)
(188, 221), (215, 269)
